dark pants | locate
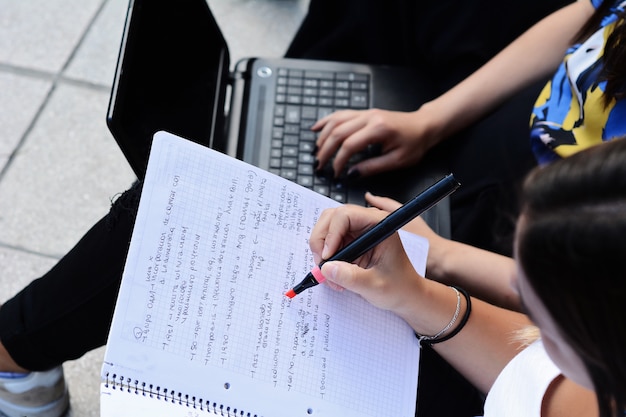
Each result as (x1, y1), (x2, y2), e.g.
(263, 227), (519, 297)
(0, 181), (141, 370)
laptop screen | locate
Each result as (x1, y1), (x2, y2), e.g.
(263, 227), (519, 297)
(107, 0), (230, 178)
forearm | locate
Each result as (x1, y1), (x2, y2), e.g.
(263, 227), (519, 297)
(395, 278), (531, 393)
(398, 213), (522, 310)
(418, 1), (593, 141)
(428, 237), (521, 311)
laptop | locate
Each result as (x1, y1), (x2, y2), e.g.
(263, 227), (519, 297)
(106, 0), (452, 237)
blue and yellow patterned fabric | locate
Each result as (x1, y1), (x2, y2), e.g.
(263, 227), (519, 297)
(530, 0), (626, 164)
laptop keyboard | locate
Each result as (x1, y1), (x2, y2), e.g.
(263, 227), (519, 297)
(269, 68), (370, 204)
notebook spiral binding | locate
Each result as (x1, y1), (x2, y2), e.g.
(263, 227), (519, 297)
(105, 372), (260, 417)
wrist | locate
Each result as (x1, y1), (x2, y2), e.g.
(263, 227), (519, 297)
(423, 233), (454, 283)
(416, 286), (471, 346)
(415, 100), (455, 144)
(394, 279), (465, 338)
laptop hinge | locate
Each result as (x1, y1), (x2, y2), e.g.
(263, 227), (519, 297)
(225, 65), (248, 158)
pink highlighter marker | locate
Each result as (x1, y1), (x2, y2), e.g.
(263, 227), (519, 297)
(285, 266), (326, 299)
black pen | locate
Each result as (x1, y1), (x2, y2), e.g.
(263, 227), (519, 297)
(285, 174), (460, 298)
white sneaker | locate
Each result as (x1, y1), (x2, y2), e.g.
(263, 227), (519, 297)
(0, 366), (69, 417)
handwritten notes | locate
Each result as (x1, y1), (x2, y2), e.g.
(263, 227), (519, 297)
(101, 131), (423, 417)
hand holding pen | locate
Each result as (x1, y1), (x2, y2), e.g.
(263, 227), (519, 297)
(285, 174), (459, 298)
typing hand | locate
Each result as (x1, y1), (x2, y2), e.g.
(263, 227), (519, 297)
(311, 108), (437, 178)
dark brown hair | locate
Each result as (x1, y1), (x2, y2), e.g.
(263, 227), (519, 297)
(518, 138), (626, 417)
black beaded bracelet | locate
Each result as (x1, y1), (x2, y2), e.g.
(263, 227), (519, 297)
(418, 286), (472, 347)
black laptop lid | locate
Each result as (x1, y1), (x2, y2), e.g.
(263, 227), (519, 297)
(107, 0), (230, 178)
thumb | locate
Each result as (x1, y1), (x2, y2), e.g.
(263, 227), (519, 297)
(321, 261), (360, 293)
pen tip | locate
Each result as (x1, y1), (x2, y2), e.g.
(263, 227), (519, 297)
(285, 289), (296, 299)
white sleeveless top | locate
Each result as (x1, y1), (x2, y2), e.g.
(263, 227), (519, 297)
(483, 340), (561, 417)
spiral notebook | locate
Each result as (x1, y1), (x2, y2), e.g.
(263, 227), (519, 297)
(100, 131), (426, 417)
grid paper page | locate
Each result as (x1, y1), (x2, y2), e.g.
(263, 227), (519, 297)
(101, 131), (423, 417)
